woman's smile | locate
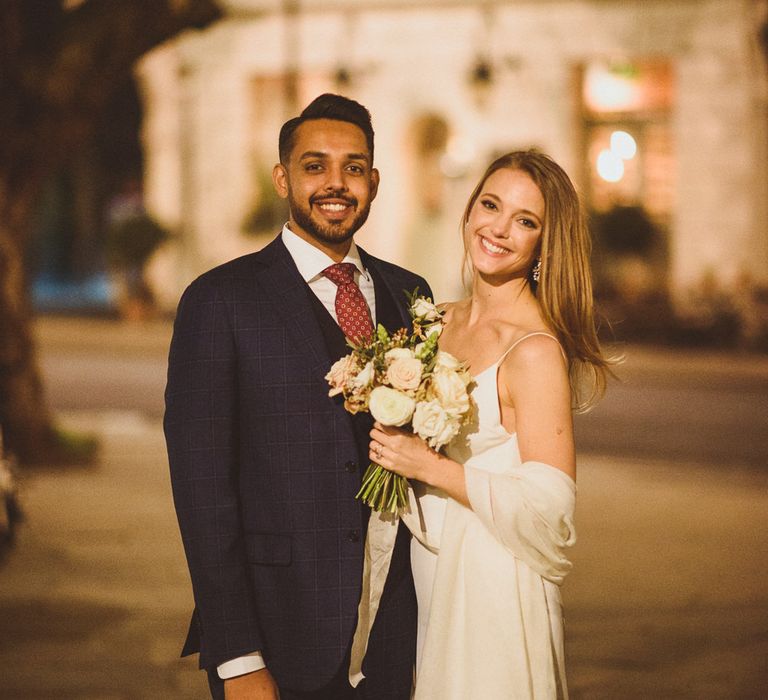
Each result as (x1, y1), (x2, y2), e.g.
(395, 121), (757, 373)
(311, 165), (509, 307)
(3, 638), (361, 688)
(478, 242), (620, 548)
(478, 235), (511, 256)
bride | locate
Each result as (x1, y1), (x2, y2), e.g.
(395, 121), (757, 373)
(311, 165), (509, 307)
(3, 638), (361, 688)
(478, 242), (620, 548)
(368, 151), (612, 699)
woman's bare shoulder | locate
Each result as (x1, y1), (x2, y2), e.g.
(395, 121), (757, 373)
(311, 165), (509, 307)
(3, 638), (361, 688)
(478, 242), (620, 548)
(497, 332), (571, 416)
(500, 331), (568, 378)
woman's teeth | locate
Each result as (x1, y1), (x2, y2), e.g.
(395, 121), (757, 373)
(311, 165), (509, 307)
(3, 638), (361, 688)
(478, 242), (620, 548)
(481, 237), (508, 254)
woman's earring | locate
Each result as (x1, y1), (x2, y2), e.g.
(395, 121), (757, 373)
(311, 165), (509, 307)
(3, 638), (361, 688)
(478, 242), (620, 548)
(532, 258), (542, 283)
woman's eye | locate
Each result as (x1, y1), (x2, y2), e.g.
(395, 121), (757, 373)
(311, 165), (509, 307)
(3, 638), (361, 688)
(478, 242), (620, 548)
(520, 218), (538, 229)
(481, 199), (497, 211)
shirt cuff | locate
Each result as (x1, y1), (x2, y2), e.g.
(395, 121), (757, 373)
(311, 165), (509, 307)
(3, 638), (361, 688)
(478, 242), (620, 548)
(217, 652), (266, 679)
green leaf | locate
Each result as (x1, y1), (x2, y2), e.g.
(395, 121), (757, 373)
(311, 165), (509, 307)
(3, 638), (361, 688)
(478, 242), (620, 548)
(377, 324), (389, 343)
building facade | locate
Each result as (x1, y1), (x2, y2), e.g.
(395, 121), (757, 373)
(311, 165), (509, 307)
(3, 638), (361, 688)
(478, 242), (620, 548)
(137, 0), (768, 319)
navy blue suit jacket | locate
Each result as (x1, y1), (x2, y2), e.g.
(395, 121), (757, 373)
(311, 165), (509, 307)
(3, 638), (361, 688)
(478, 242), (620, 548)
(164, 235), (431, 691)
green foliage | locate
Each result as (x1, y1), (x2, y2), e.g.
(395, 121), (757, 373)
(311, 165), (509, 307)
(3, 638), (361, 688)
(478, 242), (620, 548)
(590, 205), (661, 256)
(52, 425), (100, 465)
(242, 167), (289, 235)
(106, 214), (170, 268)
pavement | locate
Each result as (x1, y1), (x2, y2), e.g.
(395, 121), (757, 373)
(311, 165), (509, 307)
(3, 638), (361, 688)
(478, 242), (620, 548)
(0, 414), (204, 699)
(0, 317), (766, 698)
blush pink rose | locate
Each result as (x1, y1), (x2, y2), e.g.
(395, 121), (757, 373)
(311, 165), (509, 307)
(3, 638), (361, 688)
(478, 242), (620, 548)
(386, 357), (423, 392)
(325, 354), (357, 396)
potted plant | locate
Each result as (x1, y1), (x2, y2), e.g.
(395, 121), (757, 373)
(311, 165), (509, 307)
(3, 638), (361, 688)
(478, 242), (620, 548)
(106, 212), (170, 320)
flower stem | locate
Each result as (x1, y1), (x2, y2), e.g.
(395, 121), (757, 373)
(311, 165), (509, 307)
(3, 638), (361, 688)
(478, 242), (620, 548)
(356, 462), (409, 514)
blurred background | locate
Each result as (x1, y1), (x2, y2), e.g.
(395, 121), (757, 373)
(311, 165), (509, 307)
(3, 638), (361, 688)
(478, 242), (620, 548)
(1, 0), (767, 698)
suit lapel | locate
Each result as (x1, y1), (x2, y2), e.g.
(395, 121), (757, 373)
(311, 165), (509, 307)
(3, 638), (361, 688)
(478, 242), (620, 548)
(254, 237), (332, 376)
(360, 248), (413, 330)
(254, 238), (415, 375)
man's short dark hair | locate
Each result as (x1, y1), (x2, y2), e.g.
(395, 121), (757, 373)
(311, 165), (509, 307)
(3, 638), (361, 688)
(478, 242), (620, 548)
(278, 93), (375, 165)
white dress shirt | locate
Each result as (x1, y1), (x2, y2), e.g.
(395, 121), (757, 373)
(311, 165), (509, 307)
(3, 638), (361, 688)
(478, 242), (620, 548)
(281, 224), (376, 324)
(217, 224), (375, 680)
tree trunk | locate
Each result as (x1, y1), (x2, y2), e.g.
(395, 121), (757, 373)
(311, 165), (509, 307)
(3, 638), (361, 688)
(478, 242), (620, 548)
(0, 184), (56, 463)
(0, 0), (222, 464)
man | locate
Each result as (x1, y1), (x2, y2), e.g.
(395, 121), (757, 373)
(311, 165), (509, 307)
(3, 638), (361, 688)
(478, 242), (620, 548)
(165, 94), (430, 700)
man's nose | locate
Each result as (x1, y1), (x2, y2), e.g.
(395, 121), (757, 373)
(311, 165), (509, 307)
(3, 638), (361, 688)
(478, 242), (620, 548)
(323, 164), (347, 191)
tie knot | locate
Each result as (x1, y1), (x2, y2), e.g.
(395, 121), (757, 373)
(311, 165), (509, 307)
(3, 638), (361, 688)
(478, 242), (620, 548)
(322, 262), (358, 287)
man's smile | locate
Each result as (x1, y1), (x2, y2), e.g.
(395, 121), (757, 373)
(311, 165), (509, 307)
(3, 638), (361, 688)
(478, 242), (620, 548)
(312, 196), (356, 220)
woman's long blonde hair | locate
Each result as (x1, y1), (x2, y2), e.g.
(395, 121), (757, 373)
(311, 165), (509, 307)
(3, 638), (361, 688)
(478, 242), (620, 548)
(461, 150), (614, 411)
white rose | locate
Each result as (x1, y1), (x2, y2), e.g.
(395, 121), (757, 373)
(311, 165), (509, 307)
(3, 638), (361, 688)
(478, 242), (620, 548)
(434, 350), (461, 371)
(385, 347), (414, 362)
(430, 369), (470, 415)
(457, 369), (473, 387)
(412, 400), (462, 448)
(422, 321), (443, 338)
(386, 356), (423, 392)
(352, 361), (374, 389)
(325, 354), (356, 396)
(411, 297), (441, 321)
(434, 352), (473, 387)
(368, 386), (416, 426)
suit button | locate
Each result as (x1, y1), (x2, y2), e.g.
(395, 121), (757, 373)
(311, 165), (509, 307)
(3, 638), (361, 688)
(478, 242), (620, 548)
(347, 529), (360, 543)
(345, 460), (357, 473)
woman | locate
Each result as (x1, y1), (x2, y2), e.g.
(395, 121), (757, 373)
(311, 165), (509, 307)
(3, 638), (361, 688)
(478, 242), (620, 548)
(368, 151), (612, 699)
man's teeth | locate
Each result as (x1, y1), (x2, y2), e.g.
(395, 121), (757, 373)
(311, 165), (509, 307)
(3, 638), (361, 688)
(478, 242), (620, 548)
(319, 203), (347, 212)
(481, 237), (508, 254)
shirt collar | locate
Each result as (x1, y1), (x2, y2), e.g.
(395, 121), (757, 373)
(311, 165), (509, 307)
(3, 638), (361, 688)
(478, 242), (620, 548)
(281, 224), (369, 283)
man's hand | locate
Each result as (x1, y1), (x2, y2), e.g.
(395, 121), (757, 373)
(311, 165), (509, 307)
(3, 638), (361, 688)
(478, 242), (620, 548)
(224, 668), (280, 700)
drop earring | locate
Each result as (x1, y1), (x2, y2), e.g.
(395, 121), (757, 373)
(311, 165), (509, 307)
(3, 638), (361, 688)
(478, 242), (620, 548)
(532, 258), (542, 283)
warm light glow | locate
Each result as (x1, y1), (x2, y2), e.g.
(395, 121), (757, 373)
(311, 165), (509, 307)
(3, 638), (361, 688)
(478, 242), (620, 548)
(584, 64), (639, 112)
(597, 149), (625, 182)
(440, 136), (476, 178)
(610, 130), (637, 159)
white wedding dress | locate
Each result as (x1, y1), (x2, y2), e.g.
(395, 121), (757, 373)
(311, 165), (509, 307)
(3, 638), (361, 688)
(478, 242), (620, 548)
(405, 332), (577, 699)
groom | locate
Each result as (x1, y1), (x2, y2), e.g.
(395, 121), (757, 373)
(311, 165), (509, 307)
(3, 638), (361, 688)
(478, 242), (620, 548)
(165, 94), (429, 699)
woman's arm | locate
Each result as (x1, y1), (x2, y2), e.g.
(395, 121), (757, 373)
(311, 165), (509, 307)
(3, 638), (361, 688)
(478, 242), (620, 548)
(369, 424), (470, 507)
(370, 333), (575, 495)
(497, 333), (576, 480)
(370, 334), (577, 578)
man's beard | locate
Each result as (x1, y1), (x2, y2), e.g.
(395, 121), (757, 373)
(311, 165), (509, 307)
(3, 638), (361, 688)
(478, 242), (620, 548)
(287, 188), (372, 245)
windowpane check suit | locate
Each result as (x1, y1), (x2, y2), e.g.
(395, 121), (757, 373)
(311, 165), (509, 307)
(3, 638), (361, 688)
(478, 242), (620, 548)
(164, 234), (431, 698)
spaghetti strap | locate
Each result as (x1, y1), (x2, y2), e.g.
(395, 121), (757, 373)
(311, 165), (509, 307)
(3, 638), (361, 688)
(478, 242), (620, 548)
(496, 332), (567, 365)
(470, 332), (566, 379)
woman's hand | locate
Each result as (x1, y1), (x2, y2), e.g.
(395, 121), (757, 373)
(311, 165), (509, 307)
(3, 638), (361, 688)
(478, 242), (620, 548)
(369, 422), (439, 482)
(369, 423), (469, 506)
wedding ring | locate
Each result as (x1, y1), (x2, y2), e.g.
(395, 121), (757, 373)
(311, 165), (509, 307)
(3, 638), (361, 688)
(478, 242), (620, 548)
(374, 443), (383, 458)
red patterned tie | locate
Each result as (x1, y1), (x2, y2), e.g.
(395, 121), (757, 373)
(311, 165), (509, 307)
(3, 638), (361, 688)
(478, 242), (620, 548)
(322, 263), (374, 344)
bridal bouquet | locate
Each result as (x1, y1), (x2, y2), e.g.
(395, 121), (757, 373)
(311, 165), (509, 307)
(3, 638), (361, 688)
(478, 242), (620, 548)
(326, 291), (473, 514)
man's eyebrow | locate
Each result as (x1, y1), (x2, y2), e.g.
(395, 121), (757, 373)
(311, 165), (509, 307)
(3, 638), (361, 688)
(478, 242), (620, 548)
(298, 151), (370, 163)
(298, 151), (327, 160)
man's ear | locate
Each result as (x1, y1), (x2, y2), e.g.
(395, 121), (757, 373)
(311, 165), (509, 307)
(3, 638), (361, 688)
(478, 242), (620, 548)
(272, 163), (289, 199)
(370, 168), (380, 201)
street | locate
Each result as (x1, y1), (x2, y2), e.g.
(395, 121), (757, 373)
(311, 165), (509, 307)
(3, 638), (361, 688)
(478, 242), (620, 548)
(34, 317), (768, 467)
(0, 317), (766, 698)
